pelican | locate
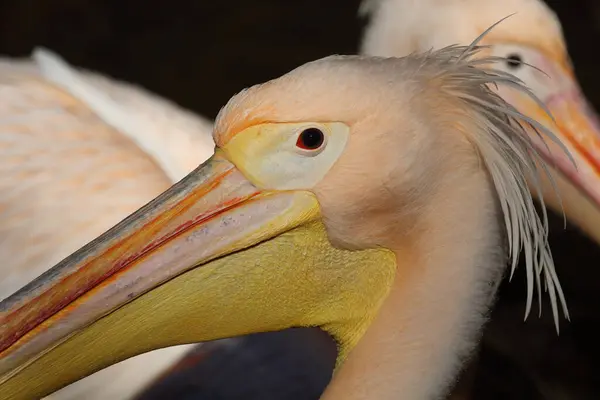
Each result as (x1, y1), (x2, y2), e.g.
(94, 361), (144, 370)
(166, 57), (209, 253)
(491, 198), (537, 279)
(360, 0), (600, 244)
(0, 49), (215, 399)
(139, 2), (600, 396)
(0, 32), (590, 399)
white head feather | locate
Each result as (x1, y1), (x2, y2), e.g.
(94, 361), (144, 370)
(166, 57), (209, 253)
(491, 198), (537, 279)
(358, 0), (572, 332)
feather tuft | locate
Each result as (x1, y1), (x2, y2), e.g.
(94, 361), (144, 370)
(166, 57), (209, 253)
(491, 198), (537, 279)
(415, 32), (572, 332)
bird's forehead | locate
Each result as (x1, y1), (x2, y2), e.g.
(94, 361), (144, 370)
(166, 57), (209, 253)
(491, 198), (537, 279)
(212, 61), (374, 147)
(212, 54), (437, 151)
(212, 72), (308, 146)
(213, 97), (275, 147)
(212, 85), (302, 147)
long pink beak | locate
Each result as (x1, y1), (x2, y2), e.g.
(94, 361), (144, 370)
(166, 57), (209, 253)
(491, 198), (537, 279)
(497, 57), (600, 242)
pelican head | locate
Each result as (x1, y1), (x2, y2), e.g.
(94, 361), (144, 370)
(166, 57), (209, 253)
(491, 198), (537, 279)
(361, 0), (600, 243)
(0, 41), (573, 399)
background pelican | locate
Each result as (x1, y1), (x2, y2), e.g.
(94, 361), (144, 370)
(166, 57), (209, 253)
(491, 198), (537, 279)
(0, 41), (578, 400)
(361, 0), (600, 244)
(359, 1), (600, 397)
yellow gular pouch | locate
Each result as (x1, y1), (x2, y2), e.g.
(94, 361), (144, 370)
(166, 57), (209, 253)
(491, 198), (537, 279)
(0, 221), (396, 400)
(222, 121), (350, 190)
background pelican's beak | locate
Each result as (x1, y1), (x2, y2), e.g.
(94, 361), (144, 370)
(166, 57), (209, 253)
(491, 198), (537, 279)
(498, 60), (600, 241)
(0, 150), (396, 400)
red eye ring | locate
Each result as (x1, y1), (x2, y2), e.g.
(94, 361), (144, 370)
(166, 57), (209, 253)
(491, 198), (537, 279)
(296, 128), (325, 150)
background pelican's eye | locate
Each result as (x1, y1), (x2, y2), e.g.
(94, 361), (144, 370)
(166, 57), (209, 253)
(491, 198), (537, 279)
(296, 127), (325, 150)
(506, 53), (523, 69)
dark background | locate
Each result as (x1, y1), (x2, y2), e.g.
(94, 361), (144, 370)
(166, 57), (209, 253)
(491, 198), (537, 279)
(3, 0), (597, 120)
(1, 0), (599, 399)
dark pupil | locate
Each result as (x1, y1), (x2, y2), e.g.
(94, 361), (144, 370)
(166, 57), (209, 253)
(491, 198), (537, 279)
(506, 53), (523, 69)
(300, 128), (324, 149)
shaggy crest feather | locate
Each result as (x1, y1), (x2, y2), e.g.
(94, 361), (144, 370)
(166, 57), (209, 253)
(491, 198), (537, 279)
(416, 22), (572, 332)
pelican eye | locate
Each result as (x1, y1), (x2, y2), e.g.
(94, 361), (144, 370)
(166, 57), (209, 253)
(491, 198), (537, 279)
(506, 53), (523, 69)
(296, 128), (325, 151)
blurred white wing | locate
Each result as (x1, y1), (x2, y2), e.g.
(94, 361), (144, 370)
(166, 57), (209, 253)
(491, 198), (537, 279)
(0, 49), (215, 400)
